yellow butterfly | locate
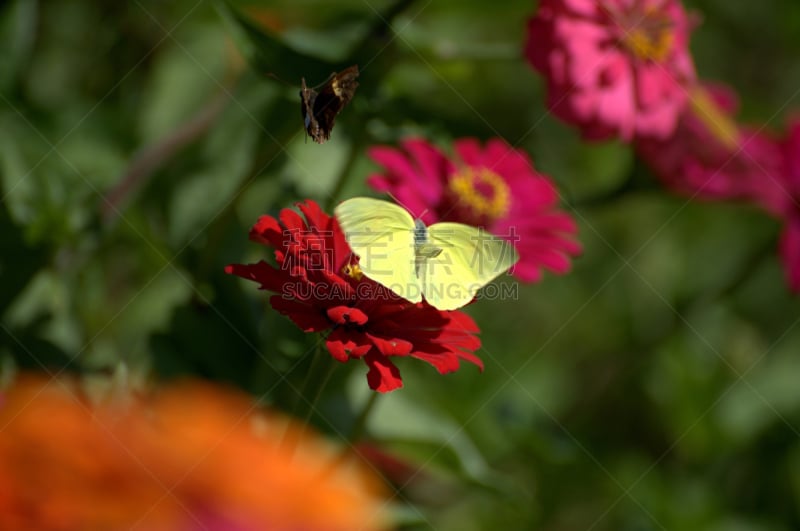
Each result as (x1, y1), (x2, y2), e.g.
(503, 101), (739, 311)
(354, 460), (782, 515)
(335, 197), (519, 310)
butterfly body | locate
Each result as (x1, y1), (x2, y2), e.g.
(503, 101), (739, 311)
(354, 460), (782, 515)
(335, 197), (518, 310)
(300, 65), (359, 144)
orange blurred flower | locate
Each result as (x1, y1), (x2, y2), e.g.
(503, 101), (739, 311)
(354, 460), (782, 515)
(0, 375), (391, 531)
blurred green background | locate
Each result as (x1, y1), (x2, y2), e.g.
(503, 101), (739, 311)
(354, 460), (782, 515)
(2, 0), (800, 529)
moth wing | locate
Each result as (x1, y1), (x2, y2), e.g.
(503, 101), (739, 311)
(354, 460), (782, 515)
(335, 197), (421, 303)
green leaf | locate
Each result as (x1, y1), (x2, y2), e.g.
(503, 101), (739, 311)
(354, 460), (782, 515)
(0, 0), (38, 94)
(138, 21), (229, 143)
(0, 174), (49, 314)
(166, 77), (281, 245)
(348, 374), (497, 486)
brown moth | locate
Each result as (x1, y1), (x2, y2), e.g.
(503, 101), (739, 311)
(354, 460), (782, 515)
(300, 65), (359, 144)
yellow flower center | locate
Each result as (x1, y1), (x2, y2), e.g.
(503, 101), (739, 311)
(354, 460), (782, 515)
(447, 166), (511, 223)
(622, 27), (674, 62)
(614, 6), (675, 62)
(689, 85), (740, 151)
(342, 262), (363, 281)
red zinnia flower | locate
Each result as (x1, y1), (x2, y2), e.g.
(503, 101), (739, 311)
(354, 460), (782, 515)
(636, 83), (788, 215)
(525, 0), (697, 141)
(225, 200), (483, 392)
(367, 137), (581, 283)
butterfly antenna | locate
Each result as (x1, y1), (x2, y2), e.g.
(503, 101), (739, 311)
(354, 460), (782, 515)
(311, 71), (338, 91)
(265, 72), (293, 86)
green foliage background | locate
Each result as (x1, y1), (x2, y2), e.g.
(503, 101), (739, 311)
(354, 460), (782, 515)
(2, 0), (800, 529)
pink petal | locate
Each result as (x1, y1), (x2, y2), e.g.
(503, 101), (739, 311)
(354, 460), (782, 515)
(453, 138), (483, 167)
(401, 138), (449, 202)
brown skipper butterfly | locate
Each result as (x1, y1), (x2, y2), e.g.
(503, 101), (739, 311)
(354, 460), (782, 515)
(300, 65), (359, 144)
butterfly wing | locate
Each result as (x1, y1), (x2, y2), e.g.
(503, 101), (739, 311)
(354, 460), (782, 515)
(334, 197), (422, 303)
(329, 65), (359, 106)
(421, 223), (519, 310)
(299, 78), (320, 140)
(306, 65), (359, 143)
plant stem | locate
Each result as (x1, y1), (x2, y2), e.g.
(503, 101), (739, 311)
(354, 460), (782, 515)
(348, 391), (380, 444)
(298, 342), (338, 426)
(282, 341), (337, 454)
(325, 134), (364, 211)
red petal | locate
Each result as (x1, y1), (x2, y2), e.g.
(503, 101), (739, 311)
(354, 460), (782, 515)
(225, 261), (288, 293)
(366, 333), (413, 356)
(409, 351), (461, 374)
(326, 305), (368, 326)
(364, 351), (403, 393)
(279, 207), (305, 233)
(327, 329), (372, 362)
(269, 296), (330, 332)
(249, 215), (283, 246)
(296, 200), (326, 230)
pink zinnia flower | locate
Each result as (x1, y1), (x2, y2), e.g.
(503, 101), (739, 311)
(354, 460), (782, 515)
(636, 83), (788, 215)
(525, 0), (697, 141)
(225, 200), (483, 392)
(367, 137), (581, 283)
(778, 119), (800, 291)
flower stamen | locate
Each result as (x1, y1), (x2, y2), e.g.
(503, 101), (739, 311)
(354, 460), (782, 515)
(613, 6), (675, 62)
(622, 27), (673, 61)
(447, 166), (511, 223)
(342, 262), (364, 281)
